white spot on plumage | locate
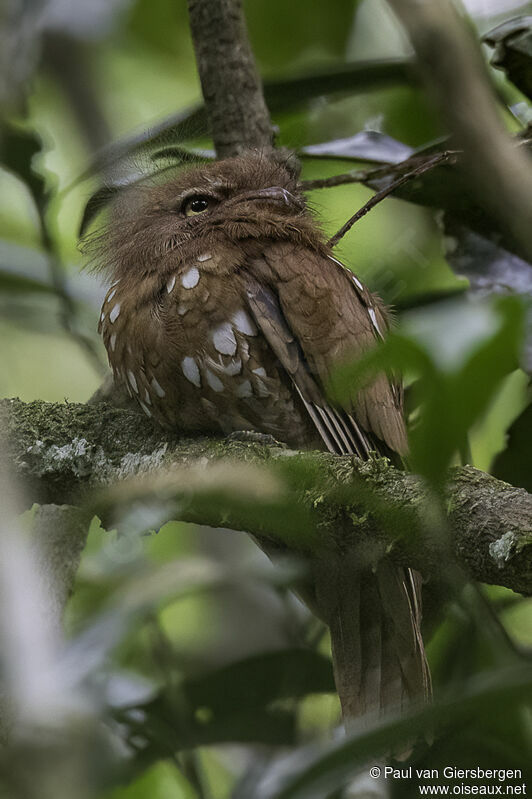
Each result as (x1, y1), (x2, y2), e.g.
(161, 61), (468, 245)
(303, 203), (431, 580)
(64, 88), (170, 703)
(139, 401), (152, 418)
(197, 253), (212, 262)
(107, 288), (117, 303)
(212, 323), (237, 356)
(166, 275), (176, 293)
(110, 333), (117, 351)
(178, 304), (188, 315)
(255, 378), (270, 398)
(206, 356), (242, 376)
(235, 380), (253, 398)
(232, 309), (257, 336)
(252, 367), (267, 378)
(127, 370), (138, 393)
(100, 311), (105, 323)
(205, 369), (224, 392)
(328, 255), (365, 291)
(368, 307), (383, 337)
(151, 377), (166, 397)
(220, 358), (242, 376)
(182, 267), (200, 289)
(182, 356), (201, 387)
(110, 303), (121, 323)
(144, 389), (151, 405)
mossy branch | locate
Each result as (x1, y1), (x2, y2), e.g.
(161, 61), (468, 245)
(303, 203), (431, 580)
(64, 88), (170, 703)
(2, 397), (531, 596)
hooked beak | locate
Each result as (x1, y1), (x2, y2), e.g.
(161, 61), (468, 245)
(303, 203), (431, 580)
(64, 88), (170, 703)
(228, 186), (305, 211)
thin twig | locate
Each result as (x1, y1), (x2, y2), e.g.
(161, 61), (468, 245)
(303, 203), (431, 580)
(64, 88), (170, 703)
(300, 169), (374, 191)
(327, 152), (451, 248)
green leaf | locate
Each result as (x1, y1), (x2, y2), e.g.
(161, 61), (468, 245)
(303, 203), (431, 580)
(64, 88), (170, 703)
(244, 0), (359, 72)
(330, 297), (526, 484)
(235, 664), (532, 799)
(104, 760), (195, 799)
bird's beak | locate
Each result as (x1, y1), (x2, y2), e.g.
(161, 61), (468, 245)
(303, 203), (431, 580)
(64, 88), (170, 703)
(229, 187), (305, 211)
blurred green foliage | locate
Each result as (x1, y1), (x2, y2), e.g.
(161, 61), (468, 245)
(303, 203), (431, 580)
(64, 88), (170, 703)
(1, 1), (532, 798)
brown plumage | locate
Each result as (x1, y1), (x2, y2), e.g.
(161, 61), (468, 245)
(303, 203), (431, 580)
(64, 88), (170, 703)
(89, 152), (430, 720)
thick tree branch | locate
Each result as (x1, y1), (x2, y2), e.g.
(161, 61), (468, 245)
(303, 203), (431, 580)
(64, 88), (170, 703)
(187, 0), (274, 158)
(386, 0), (532, 263)
(2, 398), (531, 596)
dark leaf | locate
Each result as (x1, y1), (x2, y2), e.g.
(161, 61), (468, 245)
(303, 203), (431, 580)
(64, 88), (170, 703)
(128, 703), (296, 767)
(362, 137), (532, 261)
(300, 131), (414, 164)
(180, 648), (335, 711)
(484, 16), (532, 100)
(264, 59), (416, 113)
(0, 122), (47, 213)
(120, 649), (334, 756)
(79, 184), (123, 237)
(492, 398), (532, 491)
(441, 214), (532, 373)
(442, 215), (532, 298)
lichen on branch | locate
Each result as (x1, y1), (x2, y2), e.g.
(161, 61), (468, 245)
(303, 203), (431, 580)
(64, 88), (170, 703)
(2, 397), (531, 596)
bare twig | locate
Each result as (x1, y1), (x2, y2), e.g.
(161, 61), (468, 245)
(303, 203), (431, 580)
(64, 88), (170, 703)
(327, 152), (451, 247)
(300, 169), (374, 191)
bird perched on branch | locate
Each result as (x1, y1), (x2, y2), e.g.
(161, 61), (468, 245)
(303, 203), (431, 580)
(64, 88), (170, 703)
(89, 152), (430, 721)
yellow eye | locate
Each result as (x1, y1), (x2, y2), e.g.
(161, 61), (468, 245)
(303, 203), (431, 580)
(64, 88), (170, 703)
(183, 195), (212, 217)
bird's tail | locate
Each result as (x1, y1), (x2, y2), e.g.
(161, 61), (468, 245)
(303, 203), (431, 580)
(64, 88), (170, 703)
(314, 554), (431, 721)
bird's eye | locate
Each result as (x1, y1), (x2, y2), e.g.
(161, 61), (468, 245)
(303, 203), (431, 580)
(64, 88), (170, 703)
(183, 195), (212, 217)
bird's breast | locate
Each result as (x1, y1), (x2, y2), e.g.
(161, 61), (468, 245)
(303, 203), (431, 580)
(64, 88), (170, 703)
(99, 251), (315, 446)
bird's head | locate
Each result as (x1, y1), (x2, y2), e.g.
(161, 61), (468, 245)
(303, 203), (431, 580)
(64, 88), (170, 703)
(85, 153), (324, 282)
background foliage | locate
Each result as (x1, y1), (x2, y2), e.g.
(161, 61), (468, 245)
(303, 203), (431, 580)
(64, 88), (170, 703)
(1, 1), (532, 797)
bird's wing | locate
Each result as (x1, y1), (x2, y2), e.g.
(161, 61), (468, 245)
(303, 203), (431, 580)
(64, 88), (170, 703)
(244, 241), (430, 716)
(244, 241), (407, 458)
